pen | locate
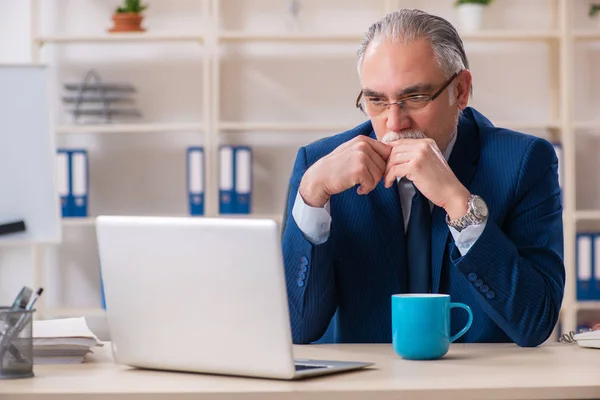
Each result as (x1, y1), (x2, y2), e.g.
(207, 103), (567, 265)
(26, 288), (44, 310)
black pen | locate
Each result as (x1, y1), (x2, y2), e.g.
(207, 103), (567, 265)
(26, 288), (44, 311)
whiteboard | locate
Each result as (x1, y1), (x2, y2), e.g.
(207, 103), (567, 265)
(0, 65), (61, 244)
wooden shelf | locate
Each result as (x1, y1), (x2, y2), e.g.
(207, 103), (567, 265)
(35, 33), (204, 45)
(42, 307), (106, 318)
(219, 31), (364, 42)
(493, 121), (561, 130)
(56, 122), (204, 134)
(575, 211), (600, 221)
(220, 121), (559, 132)
(576, 301), (600, 311)
(573, 31), (600, 40)
(218, 30), (560, 42)
(459, 30), (560, 41)
(219, 121), (354, 132)
(62, 217), (96, 227)
(575, 121), (600, 130)
(62, 214), (283, 226)
(218, 213), (283, 222)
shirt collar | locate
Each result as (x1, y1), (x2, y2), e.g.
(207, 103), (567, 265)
(442, 129), (457, 162)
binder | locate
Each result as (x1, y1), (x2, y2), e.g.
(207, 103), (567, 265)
(70, 149), (89, 217)
(234, 146), (252, 214)
(576, 233), (593, 300)
(187, 147), (204, 216)
(56, 149), (71, 217)
(594, 234), (600, 300)
(219, 146), (235, 214)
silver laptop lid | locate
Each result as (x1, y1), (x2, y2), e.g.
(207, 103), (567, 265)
(96, 215), (297, 379)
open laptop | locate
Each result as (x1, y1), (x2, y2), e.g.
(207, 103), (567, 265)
(95, 215), (374, 380)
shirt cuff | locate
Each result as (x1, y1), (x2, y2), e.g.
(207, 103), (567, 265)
(448, 219), (487, 256)
(292, 191), (332, 245)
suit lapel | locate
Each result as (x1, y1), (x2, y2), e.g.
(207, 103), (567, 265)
(431, 113), (481, 293)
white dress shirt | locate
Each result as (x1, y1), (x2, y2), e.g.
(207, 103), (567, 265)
(291, 132), (487, 256)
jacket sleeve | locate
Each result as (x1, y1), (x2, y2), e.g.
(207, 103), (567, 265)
(450, 138), (565, 347)
(281, 147), (337, 344)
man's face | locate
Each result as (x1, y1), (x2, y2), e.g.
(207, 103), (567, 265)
(359, 38), (469, 152)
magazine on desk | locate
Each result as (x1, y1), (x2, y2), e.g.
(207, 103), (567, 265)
(33, 317), (103, 364)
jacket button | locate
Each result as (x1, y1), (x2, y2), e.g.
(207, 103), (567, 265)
(480, 285), (489, 294)
(296, 279), (305, 288)
(298, 272), (306, 280)
(300, 256), (308, 266)
(468, 272), (477, 282)
(474, 279), (483, 288)
(486, 290), (495, 299)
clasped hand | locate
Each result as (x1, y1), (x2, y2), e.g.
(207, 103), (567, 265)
(299, 135), (470, 219)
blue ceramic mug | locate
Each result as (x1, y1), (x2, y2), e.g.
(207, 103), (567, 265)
(391, 294), (473, 360)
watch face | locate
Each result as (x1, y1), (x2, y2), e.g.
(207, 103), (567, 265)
(473, 197), (488, 218)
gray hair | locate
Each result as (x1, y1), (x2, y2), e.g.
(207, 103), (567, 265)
(357, 9), (470, 99)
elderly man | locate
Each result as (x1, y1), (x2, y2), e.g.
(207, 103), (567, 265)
(281, 9), (565, 347)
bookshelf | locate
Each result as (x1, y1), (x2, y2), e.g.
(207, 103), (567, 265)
(15, 0), (599, 338)
(55, 122), (205, 134)
(34, 33), (205, 45)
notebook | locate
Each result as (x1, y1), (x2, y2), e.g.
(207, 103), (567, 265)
(32, 317), (103, 364)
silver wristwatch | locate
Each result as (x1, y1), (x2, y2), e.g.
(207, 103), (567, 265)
(446, 195), (488, 232)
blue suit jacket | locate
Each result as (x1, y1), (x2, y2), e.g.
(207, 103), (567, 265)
(281, 107), (565, 347)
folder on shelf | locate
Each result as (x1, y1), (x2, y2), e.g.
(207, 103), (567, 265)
(576, 233), (594, 301)
(56, 149), (72, 217)
(187, 146), (204, 216)
(70, 149), (89, 217)
(219, 145), (235, 214)
(234, 146), (252, 214)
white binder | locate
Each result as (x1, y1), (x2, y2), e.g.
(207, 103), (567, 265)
(71, 150), (88, 217)
(577, 234), (593, 300)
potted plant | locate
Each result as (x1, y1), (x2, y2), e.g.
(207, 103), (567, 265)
(109, 0), (148, 33)
(590, 4), (600, 29)
(454, 0), (493, 33)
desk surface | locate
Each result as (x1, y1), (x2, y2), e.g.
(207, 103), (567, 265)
(1, 342), (599, 400)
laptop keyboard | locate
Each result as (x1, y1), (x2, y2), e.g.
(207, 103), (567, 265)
(295, 364), (328, 371)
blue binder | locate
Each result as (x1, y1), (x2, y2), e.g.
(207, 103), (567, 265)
(576, 233), (594, 301)
(187, 147), (204, 216)
(70, 149), (89, 217)
(56, 149), (72, 217)
(234, 146), (252, 214)
(219, 145), (236, 214)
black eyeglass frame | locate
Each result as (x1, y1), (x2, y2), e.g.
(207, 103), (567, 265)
(355, 71), (461, 114)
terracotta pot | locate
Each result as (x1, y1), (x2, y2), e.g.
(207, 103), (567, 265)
(109, 12), (145, 33)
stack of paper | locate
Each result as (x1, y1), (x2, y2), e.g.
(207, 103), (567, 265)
(32, 317), (103, 364)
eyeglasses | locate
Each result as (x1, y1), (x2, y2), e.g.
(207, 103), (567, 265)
(355, 71), (460, 118)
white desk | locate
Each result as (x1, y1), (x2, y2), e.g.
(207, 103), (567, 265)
(1, 342), (599, 400)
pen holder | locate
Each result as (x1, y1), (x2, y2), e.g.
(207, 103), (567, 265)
(0, 307), (34, 379)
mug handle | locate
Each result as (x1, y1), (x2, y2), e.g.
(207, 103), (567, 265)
(449, 302), (473, 343)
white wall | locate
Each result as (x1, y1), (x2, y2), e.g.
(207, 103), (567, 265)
(0, 0), (598, 338)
